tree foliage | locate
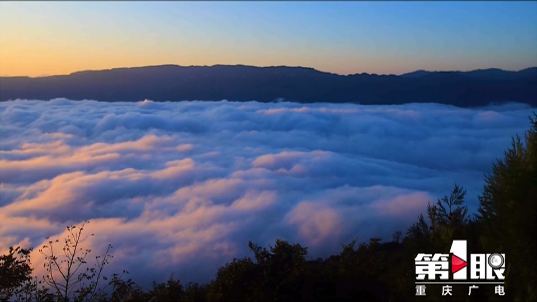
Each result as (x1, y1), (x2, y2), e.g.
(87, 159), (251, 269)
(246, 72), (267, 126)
(478, 114), (537, 302)
(0, 247), (32, 301)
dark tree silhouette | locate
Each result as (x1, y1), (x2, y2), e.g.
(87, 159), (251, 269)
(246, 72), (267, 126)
(1, 247), (32, 301)
(478, 114), (537, 302)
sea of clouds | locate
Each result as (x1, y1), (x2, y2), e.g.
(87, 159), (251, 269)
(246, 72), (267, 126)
(0, 98), (533, 286)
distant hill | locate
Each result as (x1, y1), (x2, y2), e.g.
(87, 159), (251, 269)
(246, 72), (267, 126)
(399, 70), (432, 78)
(1, 65), (536, 107)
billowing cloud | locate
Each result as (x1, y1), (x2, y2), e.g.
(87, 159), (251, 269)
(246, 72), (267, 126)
(0, 98), (533, 286)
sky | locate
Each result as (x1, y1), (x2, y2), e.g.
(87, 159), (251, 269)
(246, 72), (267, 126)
(1, 1), (536, 77)
(0, 98), (533, 285)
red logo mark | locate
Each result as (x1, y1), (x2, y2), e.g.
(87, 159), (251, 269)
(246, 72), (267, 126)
(451, 254), (467, 274)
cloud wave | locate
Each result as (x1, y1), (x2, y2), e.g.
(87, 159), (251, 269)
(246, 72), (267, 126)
(0, 98), (533, 285)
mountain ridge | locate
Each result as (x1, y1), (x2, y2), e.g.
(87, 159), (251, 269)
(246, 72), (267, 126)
(1, 64), (536, 107)
(3, 64), (535, 79)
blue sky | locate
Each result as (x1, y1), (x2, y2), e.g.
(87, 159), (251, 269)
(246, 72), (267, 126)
(1, 1), (536, 76)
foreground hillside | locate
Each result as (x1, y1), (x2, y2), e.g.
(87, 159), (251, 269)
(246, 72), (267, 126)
(1, 65), (536, 107)
(1, 115), (536, 302)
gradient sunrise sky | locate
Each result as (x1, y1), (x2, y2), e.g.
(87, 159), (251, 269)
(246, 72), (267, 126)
(1, 1), (536, 77)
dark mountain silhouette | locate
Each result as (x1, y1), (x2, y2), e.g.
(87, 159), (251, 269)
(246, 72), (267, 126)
(399, 69), (431, 78)
(1, 65), (536, 107)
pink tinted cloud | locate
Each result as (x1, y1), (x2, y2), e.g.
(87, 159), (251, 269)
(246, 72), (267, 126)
(287, 202), (343, 246)
(252, 150), (331, 170)
(0, 99), (531, 285)
(231, 190), (277, 211)
(369, 192), (432, 216)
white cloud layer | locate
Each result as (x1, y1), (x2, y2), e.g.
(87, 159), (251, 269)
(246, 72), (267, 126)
(0, 98), (533, 285)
